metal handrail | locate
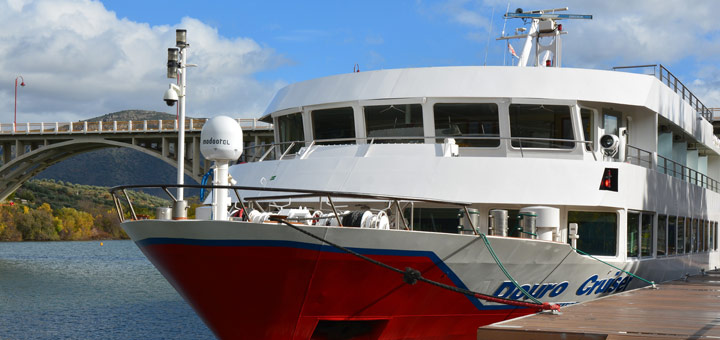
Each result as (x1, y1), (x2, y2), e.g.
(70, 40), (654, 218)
(109, 183), (472, 223)
(0, 118), (272, 135)
(612, 64), (716, 121)
(657, 154), (719, 193)
(241, 136), (593, 162)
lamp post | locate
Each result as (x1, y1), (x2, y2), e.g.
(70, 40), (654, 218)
(14, 75), (25, 132)
(164, 29), (196, 210)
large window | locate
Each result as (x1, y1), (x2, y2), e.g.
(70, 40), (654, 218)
(509, 104), (574, 149)
(641, 213), (653, 257)
(678, 217), (686, 254)
(668, 216), (677, 255)
(627, 212), (639, 258)
(277, 112), (305, 153)
(627, 211), (653, 258)
(434, 103), (500, 147)
(658, 215), (667, 256)
(691, 219), (698, 253)
(312, 107), (356, 144)
(365, 104), (423, 143)
(685, 217), (692, 253)
(568, 211), (617, 256)
(407, 208), (460, 234)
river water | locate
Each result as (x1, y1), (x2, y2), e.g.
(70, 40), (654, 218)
(0, 240), (216, 339)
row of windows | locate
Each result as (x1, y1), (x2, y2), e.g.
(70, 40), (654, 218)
(277, 103), (577, 149)
(570, 211), (718, 257)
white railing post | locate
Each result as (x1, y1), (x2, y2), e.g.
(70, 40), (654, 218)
(143, 120), (147, 131)
(26, 122), (30, 134)
(83, 121), (88, 133)
(40, 122), (44, 134)
(129, 120), (133, 132)
(159, 119), (164, 131)
(113, 121), (117, 132)
(55, 122), (58, 134)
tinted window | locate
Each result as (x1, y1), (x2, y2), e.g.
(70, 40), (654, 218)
(434, 103), (500, 147)
(365, 104), (423, 143)
(658, 215), (667, 256)
(312, 107), (355, 144)
(568, 211), (617, 256)
(509, 104), (574, 149)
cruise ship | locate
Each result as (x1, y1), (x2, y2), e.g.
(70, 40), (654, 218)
(115, 8), (720, 340)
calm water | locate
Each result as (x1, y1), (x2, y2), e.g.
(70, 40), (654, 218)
(0, 241), (216, 339)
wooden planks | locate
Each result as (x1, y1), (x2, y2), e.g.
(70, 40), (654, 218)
(478, 271), (720, 339)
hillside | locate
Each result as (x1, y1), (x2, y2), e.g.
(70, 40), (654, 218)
(2, 179), (173, 241)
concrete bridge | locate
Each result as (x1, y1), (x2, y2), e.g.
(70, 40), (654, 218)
(0, 118), (273, 201)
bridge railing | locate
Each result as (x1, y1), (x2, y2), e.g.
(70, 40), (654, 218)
(0, 118), (272, 135)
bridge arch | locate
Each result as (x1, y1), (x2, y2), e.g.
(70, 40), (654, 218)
(0, 137), (207, 201)
(0, 118), (274, 202)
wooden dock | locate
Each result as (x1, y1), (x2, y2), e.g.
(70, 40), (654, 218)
(478, 270), (720, 339)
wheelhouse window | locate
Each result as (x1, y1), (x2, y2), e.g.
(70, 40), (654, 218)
(668, 216), (677, 255)
(568, 211), (617, 256)
(658, 215), (667, 256)
(364, 104), (423, 143)
(509, 104), (574, 149)
(434, 103), (500, 147)
(312, 107), (356, 144)
(641, 213), (653, 257)
(277, 112), (305, 153)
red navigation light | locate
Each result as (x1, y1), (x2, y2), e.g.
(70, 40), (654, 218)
(599, 168), (618, 192)
(557, 24), (563, 31)
(546, 60), (552, 67)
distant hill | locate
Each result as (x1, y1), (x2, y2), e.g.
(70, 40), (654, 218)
(33, 110), (200, 197)
(86, 109), (191, 122)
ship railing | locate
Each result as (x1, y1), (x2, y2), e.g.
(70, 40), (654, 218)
(626, 144), (719, 192)
(109, 183), (473, 232)
(0, 118), (272, 135)
(625, 144), (653, 169)
(657, 154), (719, 193)
(241, 136), (594, 162)
(612, 64), (714, 121)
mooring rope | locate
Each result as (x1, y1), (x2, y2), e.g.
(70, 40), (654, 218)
(479, 233), (543, 304)
(572, 246), (656, 289)
(269, 216), (560, 312)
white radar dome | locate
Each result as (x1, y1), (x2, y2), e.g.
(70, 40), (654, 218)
(200, 116), (243, 161)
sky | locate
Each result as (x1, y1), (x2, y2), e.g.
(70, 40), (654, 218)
(1, 0), (719, 123)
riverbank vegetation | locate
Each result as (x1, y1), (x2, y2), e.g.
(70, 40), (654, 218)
(0, 179), (171, 241)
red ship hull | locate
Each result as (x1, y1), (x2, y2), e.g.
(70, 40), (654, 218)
(137, 239), (534, 340)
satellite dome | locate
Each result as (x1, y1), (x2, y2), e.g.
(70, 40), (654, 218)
(200, 116), (243, 161)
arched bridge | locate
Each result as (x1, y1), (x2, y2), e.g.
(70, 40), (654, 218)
(0, 119), (273, 201)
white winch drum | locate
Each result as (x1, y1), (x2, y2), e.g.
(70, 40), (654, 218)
(520, 206), (560, 241)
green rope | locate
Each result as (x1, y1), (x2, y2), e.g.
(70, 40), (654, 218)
(480, 233), (542, 304)
(572, 246), (656, 288)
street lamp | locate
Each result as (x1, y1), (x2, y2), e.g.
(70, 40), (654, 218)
(164, 29), (196, 215)
(14, 75), (26, 132)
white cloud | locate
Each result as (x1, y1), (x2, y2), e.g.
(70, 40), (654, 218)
(0, 0), (286, 123)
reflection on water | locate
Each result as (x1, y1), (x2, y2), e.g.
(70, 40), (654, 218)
(0, 240), (215, 339)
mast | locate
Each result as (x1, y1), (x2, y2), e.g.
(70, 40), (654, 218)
(497, 7), (592, 67)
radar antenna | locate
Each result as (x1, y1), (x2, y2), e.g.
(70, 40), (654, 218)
(497, 7), (592, 68)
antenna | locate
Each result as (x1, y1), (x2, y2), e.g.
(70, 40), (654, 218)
(496, 7), (592, 68)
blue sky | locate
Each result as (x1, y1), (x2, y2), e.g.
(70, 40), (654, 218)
(1, 0), (720, 122)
